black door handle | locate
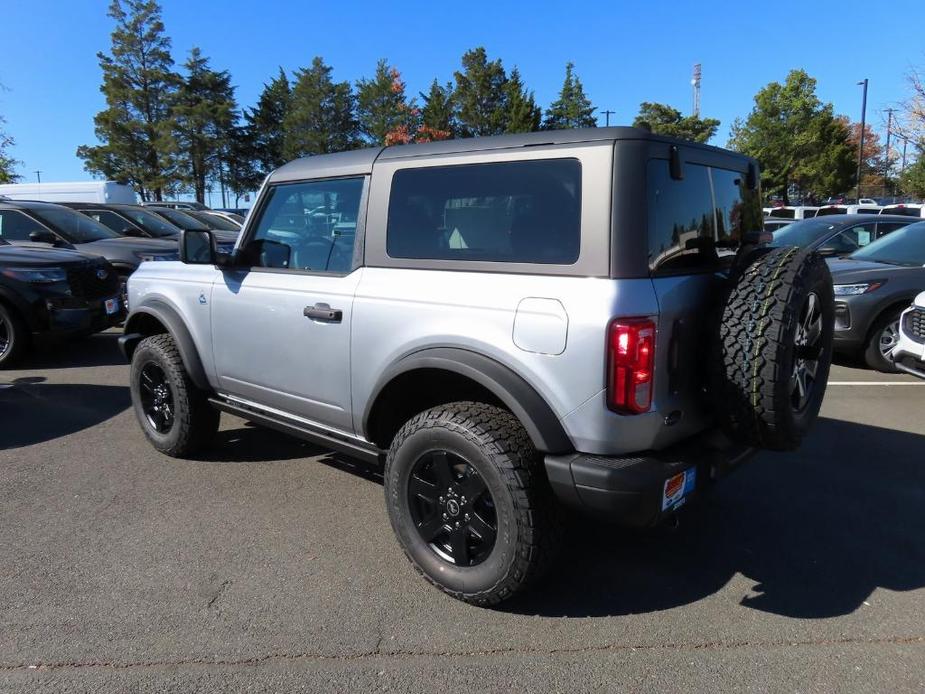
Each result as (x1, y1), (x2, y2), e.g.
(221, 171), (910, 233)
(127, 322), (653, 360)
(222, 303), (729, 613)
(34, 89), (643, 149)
(303, 303), (342, 322)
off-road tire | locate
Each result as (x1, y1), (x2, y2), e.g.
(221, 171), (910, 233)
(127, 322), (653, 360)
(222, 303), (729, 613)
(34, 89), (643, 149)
(863, 309), (903, 373)
(130, 333), (219, 457)
(0, 302), (28, 369)
(384, 402), (561, 606)
(714, 246), (834, 451)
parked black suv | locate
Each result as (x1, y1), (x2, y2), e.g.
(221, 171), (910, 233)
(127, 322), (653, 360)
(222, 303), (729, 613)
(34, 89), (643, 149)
(0, 239), (123, 367)
(0, 200), (179, 301)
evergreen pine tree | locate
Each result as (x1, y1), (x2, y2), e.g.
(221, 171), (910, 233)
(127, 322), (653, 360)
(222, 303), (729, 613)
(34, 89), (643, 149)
(543, 62), (597, 130)
(243, 68), (291, 174)
(77, 0), (178, 200)
(419, 79), (456, 141)
(172, 47), (237, 203)
(503, 68), (541, 133)
(356, 60), (417, 145)
(283, 57), (357, 158)
(453, 47), (508, 137)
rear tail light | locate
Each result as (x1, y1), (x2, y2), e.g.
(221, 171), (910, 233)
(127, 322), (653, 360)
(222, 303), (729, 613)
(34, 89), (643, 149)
(607, 318), (656, 414)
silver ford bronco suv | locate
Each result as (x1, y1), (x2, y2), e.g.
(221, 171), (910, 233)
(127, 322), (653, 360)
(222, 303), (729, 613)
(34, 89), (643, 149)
(121, 127), (835, 605)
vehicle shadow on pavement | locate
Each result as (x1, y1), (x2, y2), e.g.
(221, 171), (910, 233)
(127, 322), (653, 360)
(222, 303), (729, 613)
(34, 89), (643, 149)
(502, 416), (925, 620)
(16, 331), (126, 370)
(194, 423), (332, 464)
(0, 376), (130, 450)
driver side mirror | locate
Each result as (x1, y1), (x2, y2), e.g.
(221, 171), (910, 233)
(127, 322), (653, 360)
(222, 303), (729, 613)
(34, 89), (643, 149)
(817, 246), (840, 258)
(179, 229), (217, 264)
(29, 229), (60, 245)
(122, 226), (145, 238)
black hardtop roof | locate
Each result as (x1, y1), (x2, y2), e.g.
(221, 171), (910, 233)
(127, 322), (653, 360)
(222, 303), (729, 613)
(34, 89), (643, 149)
(268, 126), (753, 184)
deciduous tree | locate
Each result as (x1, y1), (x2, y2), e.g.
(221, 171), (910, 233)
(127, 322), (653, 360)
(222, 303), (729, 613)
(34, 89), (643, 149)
(632, 102), (719, 143)
(728, 70), (854, 203)
(0, 114), (20, 183)
(77, 0), (177, 200)
(900, 150), (925, 198)
(543, 62), (596, 130)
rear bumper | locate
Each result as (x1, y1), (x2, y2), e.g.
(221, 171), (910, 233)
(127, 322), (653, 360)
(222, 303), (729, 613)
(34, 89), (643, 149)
(545, 430), (755, 526)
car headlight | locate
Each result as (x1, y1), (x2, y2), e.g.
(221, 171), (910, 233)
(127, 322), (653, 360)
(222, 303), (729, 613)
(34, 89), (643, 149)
(134, 251), (180, 262)
(0, 267), (68, 283)
(834, 282), (884, 296)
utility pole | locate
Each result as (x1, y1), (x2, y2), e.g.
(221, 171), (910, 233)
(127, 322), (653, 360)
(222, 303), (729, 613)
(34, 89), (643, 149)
(34, 170), (42, 183)
(601, 110), (615, 127)
(855, 79), (868, 200)
(901, 138), (908, 176)
(884, 108), (895, 182)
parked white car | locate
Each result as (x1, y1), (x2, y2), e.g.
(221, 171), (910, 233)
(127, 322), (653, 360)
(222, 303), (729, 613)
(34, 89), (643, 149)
(879, 204), (925, 219)
(817, 204), (883, 216)
(766, 206), (819, 220)
(893, 291), (925, 379)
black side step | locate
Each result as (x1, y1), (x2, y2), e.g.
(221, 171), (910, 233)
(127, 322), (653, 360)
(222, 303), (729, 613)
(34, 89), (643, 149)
(208, 397), (383, 465)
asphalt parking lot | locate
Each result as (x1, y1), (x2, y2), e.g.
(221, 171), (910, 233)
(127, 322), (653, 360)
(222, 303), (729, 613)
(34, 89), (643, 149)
(1, 330), (923, 693)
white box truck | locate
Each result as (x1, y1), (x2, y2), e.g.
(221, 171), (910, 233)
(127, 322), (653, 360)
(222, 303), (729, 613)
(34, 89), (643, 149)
(0, 181), (137, 204)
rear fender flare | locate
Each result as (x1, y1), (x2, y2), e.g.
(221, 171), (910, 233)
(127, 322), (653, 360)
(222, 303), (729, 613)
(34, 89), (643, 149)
(363, 347), (572, 454)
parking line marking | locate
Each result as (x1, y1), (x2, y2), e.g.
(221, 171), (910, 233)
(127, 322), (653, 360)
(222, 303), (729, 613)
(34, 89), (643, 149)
(828, 381), (925, 386)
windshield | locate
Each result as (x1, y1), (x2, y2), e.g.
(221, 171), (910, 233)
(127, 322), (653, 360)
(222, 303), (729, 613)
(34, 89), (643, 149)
(850, 222), (925, 266)
(769, 218), (842, 248)
(29, 206), (121, 242)
(153, 208), (210, 230)
(115, 207), (180, 237)
(187, 210), (241, 231)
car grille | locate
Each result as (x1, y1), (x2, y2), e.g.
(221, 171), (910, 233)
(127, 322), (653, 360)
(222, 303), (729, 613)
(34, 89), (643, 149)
(904, 308), (925, 344)
(67, 264), (120, 300)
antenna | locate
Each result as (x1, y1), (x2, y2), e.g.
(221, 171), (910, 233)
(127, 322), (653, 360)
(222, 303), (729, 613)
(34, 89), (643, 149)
(691, 64), (702, 118)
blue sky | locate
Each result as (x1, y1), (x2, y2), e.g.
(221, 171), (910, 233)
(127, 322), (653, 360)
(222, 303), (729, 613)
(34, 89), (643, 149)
(3, 0), (924, 184)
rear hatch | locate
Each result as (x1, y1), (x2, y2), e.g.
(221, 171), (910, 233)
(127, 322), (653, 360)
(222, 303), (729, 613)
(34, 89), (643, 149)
(642, 150), (763, 442)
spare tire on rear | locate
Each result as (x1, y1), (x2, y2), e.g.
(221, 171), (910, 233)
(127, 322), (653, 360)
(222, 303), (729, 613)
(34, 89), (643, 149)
(713, 246), (834, 451)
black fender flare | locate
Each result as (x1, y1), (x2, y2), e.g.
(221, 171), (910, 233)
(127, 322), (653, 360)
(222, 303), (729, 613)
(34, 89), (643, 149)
(363, 347), (573, 454)
(120, 300), (210, 391)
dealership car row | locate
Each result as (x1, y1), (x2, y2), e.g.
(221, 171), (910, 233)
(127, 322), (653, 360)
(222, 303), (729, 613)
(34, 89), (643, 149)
(1, 185), (924, 380)
(761, 204), (925, 374)
(0, 192), (242, 367)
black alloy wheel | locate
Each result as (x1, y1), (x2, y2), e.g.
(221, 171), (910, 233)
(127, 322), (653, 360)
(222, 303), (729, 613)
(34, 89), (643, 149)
(138, 361), (175, 433)
(407, 449), (497, 567)
(791, 291), (824, 412)
(0, 313), (10, 360)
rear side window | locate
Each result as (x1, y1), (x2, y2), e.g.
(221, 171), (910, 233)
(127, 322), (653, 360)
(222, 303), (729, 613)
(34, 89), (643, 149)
(647, 161), (761, 273)
(386, 159), (581, 264)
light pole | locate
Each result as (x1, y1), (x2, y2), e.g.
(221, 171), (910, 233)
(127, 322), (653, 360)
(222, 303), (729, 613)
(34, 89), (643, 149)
(884, 107), (895, 198)
(856, 79), (868, 200)
(34, 170), (42, 183)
